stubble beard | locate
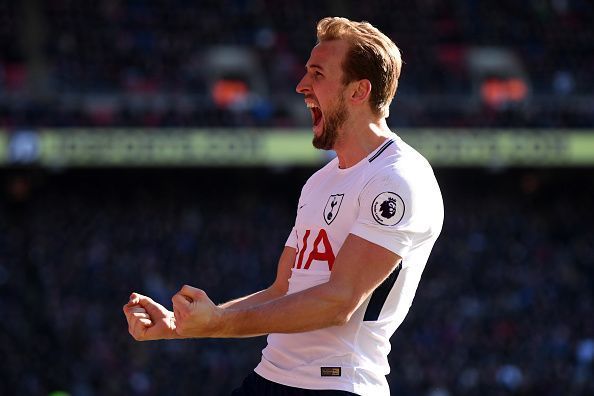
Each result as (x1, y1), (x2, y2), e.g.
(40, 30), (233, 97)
(312, 95), (348, 151)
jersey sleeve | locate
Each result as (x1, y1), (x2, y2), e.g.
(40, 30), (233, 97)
(350, 171), (415, 258)
(285, 226), (297, 248)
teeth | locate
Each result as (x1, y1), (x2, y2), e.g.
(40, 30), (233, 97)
(306, 102), (318, 108)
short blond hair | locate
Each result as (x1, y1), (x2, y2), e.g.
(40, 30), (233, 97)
(316, 17), (402, 118)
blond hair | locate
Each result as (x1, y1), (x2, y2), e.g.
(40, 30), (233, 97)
(316, 17), (402, 118)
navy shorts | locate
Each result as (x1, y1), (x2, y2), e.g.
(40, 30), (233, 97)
(231, 372), (357, 396)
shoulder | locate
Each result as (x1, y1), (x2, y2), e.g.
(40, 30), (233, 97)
(360, 136), (442, 222)
(366, 135), (437, 191)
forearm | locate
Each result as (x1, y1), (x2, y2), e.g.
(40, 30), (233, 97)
(218, 286), (285, 310)
(214, 282), (356, 338)
(173, 236), (400, 340)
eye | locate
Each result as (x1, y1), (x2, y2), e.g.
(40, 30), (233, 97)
(313, 71), (323, 79)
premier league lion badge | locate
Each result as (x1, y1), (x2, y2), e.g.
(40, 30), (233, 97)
(324, 194), (344, 225)
(372, 192), (405, 226)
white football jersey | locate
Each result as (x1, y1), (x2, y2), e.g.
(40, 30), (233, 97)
(255, 134), (444, 395)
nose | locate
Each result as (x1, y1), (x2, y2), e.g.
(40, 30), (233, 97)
(295, 73), (311, 94)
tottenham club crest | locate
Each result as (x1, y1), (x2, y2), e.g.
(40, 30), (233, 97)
(324, 194), (344, 225)
(372, 192), (405, 226)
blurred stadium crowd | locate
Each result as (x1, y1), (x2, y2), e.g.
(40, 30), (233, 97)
(0, 168), (592, 395)
(1, 0), (593, 129)
(1, 1), (593, 396)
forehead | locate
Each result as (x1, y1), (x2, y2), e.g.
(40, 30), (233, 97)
(306, 39), (349, 72)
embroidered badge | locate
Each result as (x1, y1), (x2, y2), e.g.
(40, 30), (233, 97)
(372, 192), (405, 226)
(323, 194), (344, 225)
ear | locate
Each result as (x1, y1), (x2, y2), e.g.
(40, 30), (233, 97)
(349, 79), (372, 105)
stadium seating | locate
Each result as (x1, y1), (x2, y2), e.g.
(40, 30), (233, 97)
(0, 168), (592, 395)
(0, 1), (592, 128)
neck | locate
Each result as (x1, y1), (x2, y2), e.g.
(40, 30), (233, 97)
(334, 118), (394, 169)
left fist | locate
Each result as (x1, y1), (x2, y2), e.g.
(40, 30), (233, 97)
(172, 285), (221, 338)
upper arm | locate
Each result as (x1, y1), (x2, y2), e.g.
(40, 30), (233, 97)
(269, 246), (296, 296)
(327, 233), (401, 318)
(325, 170), (409, 312)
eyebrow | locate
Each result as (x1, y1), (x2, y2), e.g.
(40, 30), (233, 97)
(306, 64), (324, 71)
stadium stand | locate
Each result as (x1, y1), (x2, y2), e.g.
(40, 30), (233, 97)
(0, 0), (593, 128)
(0, 168), (592, 395)
(1, 1), (593, 395)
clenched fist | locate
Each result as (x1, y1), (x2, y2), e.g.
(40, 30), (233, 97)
(172, 285), (222, 338)
(123, 293), (177, 341)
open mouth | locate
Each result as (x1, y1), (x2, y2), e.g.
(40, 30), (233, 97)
(307, 103), (323, 128)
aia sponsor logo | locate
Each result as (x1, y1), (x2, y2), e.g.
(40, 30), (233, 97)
(295, 229), (335, 270)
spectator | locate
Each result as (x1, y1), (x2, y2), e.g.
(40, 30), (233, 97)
(0, 168), (592, 395)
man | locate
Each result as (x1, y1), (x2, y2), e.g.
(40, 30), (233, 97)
(123, 17), (443, 396)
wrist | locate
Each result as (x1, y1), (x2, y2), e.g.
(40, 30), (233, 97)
(167, 311), (182, 339)
(208, 306), (226, 337)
